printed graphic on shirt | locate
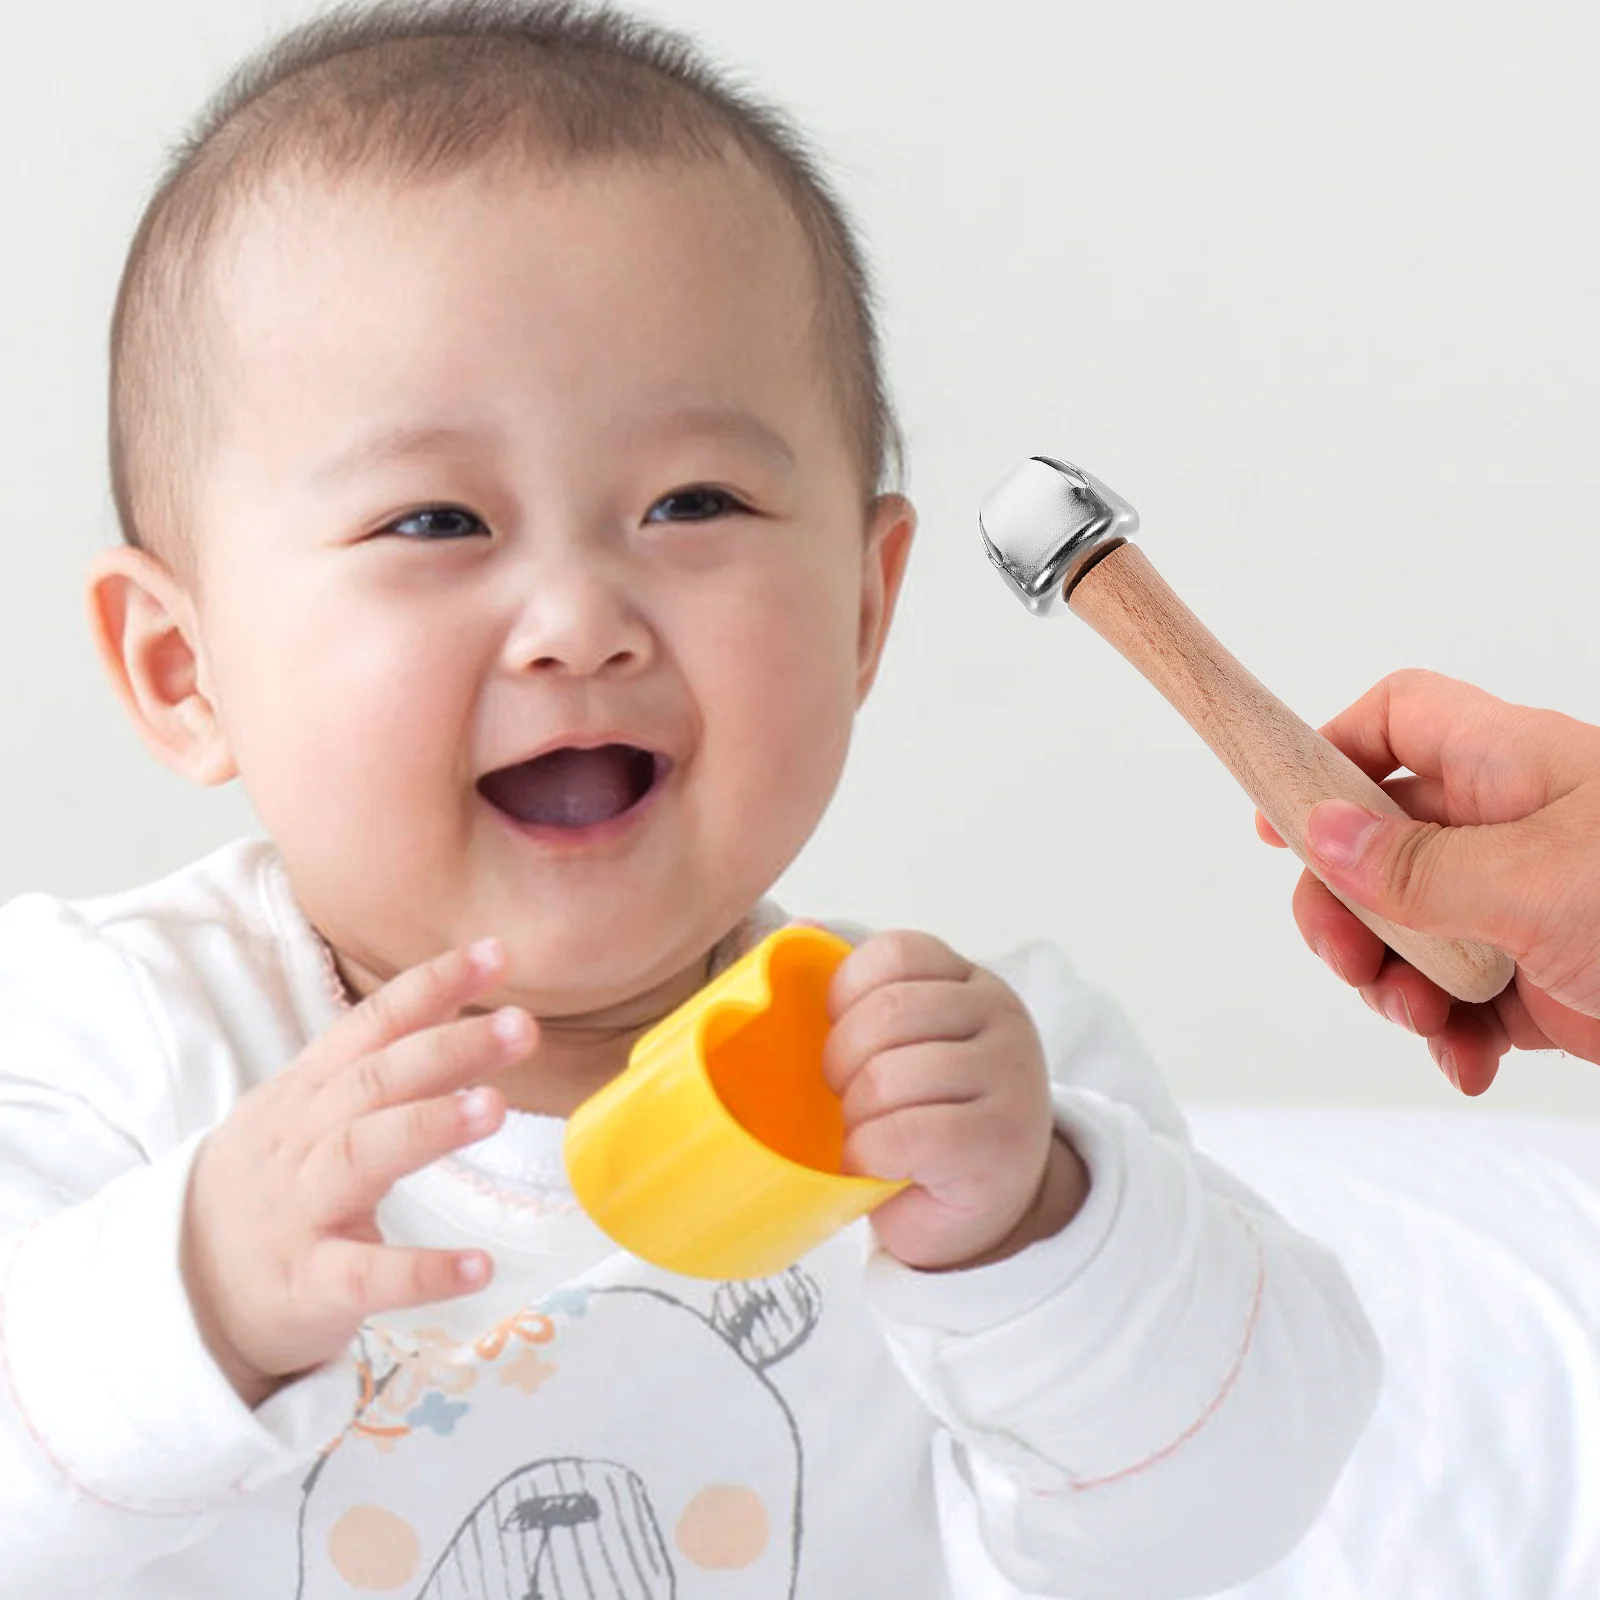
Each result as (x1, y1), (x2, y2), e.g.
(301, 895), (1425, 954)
(294, 1269), (821, 1599)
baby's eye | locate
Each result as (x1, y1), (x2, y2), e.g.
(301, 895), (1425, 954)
(645, 487), (749, 524)
(381, 506), (490, 541)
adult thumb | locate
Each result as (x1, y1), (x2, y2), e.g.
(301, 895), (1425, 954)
(1304, 799), (1525, 951)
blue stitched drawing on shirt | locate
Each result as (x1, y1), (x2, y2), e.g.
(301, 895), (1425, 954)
(292, 1269), (820, 1599)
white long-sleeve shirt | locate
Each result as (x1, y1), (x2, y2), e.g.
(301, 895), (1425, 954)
(0, 839), (1379, 1599)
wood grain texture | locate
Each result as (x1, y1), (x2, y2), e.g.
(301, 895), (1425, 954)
(1068, 543), (1514, 1004)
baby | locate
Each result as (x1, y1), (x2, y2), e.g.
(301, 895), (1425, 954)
(0, 4), (1380, 1596)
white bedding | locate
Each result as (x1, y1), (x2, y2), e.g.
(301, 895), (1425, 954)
(940, 1107), (1600, 1600)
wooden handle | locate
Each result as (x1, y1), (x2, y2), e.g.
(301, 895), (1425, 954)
(1068, 543), (1514, 1004)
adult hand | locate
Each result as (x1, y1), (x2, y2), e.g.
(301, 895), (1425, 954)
(1257, 670), (1600, 1095)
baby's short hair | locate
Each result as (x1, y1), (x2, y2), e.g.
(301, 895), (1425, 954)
(110, 0), (901, 567)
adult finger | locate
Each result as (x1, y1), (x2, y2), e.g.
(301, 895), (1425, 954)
(1256, 809), (1287, 847)
(1377, 775), (1449, 824)
(1512, 980), (1600, 1065)
(1257, 775), (1447, 851)
(1356, 952), (1453, 1040)
(1304, 799), (1545, 959)
(1315, 670), (1482, 785)
(1425, 1005), (1511, 1098)
(1319, 671), (1584, 820)
(1291, 870), (1387, 987)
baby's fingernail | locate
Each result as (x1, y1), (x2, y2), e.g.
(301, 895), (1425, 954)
(1437, 1049), (1460, 1091)
(468, 938), (503, 973)
(457, 1086), (498, 1125)
(491, 1007), (530, 1046)
(458, 1252), (489, 1285)
(1315, 940), (1348, 984)
(1381, 992), (1417, 1033)
(1307, 801), (1383, 868)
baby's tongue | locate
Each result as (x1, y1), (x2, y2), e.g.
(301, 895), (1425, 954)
(481, 746), (648, 827)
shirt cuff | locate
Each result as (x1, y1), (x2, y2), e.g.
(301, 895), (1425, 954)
(0, 1130), (357, 1513)
(863, 1088), (1128, 1336)
(865, 1089), (1265, 1489)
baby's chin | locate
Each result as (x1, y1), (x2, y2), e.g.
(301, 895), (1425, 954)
(457, 896), (753, 1021)
(494, 946), (715, 1027)
(460, 860), (784, 1012)
(296, 830), (784, 1021)
(321, 915), (722, 1032)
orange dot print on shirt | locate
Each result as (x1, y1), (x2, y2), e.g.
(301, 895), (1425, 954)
(327, 1504), (422, 1591)
(675, 1484), (770, 1569)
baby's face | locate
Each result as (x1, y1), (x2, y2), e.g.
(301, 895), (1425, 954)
(181, 155), (911, 1015)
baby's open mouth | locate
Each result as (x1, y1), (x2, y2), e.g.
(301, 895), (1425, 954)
(477, 744), (666, 829)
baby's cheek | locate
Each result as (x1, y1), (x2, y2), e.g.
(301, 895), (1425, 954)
(723, 676), (852, 830)
(228, 609), (461, 798)
(216, 638), (470, 933)
(706, 581), (855, 760)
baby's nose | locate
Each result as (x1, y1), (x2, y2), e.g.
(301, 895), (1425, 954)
(500, 554), (655, 678)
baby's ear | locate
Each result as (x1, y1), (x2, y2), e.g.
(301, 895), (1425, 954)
(85, 546), (237, 787)
(855, 493), (916, 702)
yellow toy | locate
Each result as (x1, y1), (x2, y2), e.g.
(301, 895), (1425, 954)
(564, 925), (907, 1279)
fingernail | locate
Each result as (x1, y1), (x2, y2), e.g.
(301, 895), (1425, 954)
(468, 937), (503, 972)
(458, 1253), (489, 1285)
(491, 1006), (529, 1045)
(1437, 1049), (1460, 1091)
(458, 1086), (498, 1124)
(1307, 801), (1383, 868)
(1381, 992), (1417, 1033)
(1315, 939), (1349, 984)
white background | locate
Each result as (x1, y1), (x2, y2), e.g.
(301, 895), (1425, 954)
(3, 0), (1595, 1113)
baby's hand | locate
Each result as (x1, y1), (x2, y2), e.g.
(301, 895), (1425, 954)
(181, 940), (530, 1409)
(822, 932), (1088, 1272)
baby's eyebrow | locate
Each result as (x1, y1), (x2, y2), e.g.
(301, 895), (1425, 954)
(308, 406), (797, 488)
(309, 423), (490, 487)
(634, 405), (797, 474)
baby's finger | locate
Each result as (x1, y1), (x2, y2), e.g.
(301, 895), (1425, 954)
(828, 931), (971, 1020)
(842, 1101), (998, 1189)
(822, 980), (983, 1093)
(309, 939), (510, 1083)
(307, 1083), (507, 1221)
(314, 1006), (533, 1130)
(305, 1237), (492, 1323)
(835, 1041), (982, 1128)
